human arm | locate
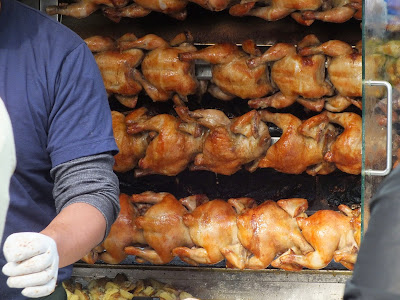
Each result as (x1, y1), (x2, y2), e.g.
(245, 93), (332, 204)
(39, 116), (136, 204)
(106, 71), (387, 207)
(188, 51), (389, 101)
(41, 202), (106, 268)
(3, 153), (119, 297)
(46, 152), (120, 267)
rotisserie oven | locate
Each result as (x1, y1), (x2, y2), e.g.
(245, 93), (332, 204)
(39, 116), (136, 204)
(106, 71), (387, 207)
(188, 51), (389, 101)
(20, 0), (400, 298)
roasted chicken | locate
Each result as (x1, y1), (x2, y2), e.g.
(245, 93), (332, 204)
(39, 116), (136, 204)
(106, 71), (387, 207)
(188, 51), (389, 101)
(324, 112), (362, 175)
(46, 0), (188, 21)
(103, 0), (187, 22)
(176, 107), (271, 175)
(274, 204), (361, 270)
(376, 40), (400, 88)
(131, 0), (188, 20)
(248, 35), (333, 111)
(299, 39), (362, 112)
(99, 194), (147, 264)
(125, 192), (194, 264)
(258, 111), (337, 175)
(173, 198), (256, 268)
(119, 33), (201, 102)
(111, 109), (150, 173)
(102, 3), (151, 22)
(126, 113), (205, 176)
(85, 34), (144, 108)
(233, 198), (314, 270)
(301, 0), (361, 24)
(46, 0), (129, 19)
(179, 41), (274, 101)
(229, 0), (322, 25)
(81, 194), (147, 264)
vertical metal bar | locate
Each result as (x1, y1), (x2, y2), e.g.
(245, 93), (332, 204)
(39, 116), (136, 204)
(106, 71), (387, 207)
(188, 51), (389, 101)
(39, 0), (59, 22)
(364, 80), (393, 176)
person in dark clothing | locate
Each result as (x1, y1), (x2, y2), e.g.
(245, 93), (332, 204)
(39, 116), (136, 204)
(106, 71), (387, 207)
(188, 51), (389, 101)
(344, 166), (400, 299)
(0, 0), (120, 299)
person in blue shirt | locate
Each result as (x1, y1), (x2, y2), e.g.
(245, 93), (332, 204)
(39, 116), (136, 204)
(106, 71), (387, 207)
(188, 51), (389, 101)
(0, 0), (120, 299)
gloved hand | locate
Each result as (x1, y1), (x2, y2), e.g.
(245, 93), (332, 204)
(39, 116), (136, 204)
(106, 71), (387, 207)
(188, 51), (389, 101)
(2, 232), (59, 298)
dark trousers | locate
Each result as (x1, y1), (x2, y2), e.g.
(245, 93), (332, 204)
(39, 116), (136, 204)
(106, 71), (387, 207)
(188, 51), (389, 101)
(34, 284), (67, 300)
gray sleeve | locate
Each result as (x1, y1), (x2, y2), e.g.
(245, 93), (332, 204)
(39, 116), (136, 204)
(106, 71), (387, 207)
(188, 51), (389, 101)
(50, 152), (120, 240)
(343, 166), (400, 299)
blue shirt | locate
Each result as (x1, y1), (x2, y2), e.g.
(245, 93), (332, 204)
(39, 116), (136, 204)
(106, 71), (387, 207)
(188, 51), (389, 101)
(0, 0), (118, 298)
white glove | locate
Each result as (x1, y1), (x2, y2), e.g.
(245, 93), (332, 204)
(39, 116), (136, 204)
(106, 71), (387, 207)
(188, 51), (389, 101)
(2, 232), (59, 298)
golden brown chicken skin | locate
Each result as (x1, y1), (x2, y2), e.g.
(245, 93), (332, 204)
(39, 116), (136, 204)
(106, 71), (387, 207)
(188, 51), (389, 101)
(121, 33), (200, 102)
(125, 192), (194, 264)
(248, 35), (332, 111)
(175, 107), (271, 175)
(46, 0), (129, 18)
(299, 40), (362, 112)
(301, 0), (361, 24)
(173, 198), (256, 269)
(133, 0), (188, 20)
(258, 111), (337, 175)
(229, 0), (322, 25)
(179, 42), (274, 100)
(274, 204), (361, 270)
(99, 194), (147, 264)
(111, 109), (150, 173)
(85, 34), (144, 108)
(127, 113), (205, 176)
(188, 0), (233, 11)
(324, 112), (362, 175)
(81, 194), (147, 265)
(234, 198), (314, 271)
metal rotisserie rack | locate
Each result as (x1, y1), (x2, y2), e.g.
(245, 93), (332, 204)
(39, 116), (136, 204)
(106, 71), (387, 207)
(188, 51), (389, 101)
(28, 1), (373, 298)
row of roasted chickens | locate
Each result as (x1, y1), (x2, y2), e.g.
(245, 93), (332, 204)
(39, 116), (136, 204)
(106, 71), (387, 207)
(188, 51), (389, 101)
(82, 192), (361, 272)
(83, 32), (365, 113)
(112, 104), (362, 176)
(46, 0), (362, 25)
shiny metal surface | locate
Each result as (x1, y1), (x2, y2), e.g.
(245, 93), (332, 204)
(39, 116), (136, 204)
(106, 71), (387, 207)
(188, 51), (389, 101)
(72, 264), (351, 300)
(364, 80), (393, 177)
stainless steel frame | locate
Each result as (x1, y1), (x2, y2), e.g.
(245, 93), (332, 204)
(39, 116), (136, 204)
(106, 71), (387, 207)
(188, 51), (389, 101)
(72, 264), (351, 300)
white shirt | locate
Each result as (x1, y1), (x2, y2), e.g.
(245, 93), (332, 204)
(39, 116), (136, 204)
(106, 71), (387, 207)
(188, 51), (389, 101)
(0, 98), (16, 240)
